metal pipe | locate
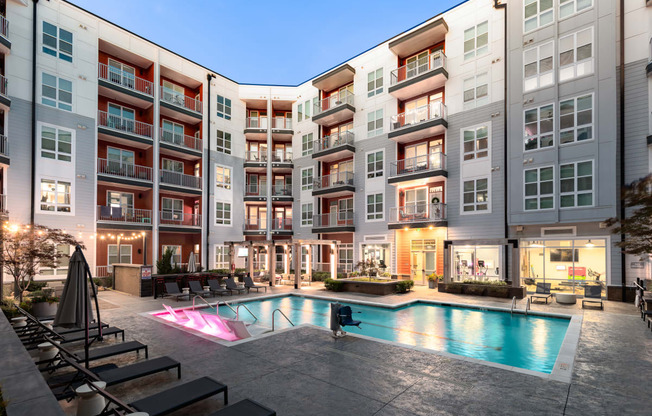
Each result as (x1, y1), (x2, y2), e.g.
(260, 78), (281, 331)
(618, 0), (627, 302)
(205, 73), (215, 269)
(30, 0), (39, 225)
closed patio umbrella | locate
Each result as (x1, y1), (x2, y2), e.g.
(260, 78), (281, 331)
(187, 251), (196, 273)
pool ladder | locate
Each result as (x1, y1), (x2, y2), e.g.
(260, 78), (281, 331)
(510, 296), (531, 316)
(221, 301), (258, 322)
(510, 296), (516, 315)
(192, 295), (216, 312)
(271, 309), (295, 331)
(525, 297), (531, 316)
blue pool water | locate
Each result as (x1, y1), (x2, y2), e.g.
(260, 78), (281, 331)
(214, 296), (570, 374)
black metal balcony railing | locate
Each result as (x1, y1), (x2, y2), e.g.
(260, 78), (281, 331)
(390, 51), (447, 86)
(389, 203), (447, 224)
(0, 194), (6, 213)
(313, 131), (354, 153)
(272, 185), (292, 197)
(390, 102), (447, 131)
(97, 205), (152, 224)
(313, 89), (354, 116)
(312, 210), (354, 228)
(272, 218), (292, 231)
(389, 153), (446, 177)
(159, 211), (201, 227)
(159, 170), (202, 190)
(160, 129), (202, 152)
(245, 183), (267, 197)
(98, 62), (154, 97)
(97, 158), (153, 181)
(160, 86), (202, 113)
(313, 171), (354, 190)
(0, 15), (9, 39)
(97, 110), (153, 138)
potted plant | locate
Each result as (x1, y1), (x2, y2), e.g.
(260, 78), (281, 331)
(355, 259), (378, 281)
(427, 273), (438, 289)
(29, 290), (59, 319)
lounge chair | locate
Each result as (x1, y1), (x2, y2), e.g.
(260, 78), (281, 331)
(202, 314), (234, 336)
(162, 304), (188, 322)
(188, 312), (238, 341)
(208, 279), (231, 296)
(184, 310), (210, 329)
(36, 337), (148, 369)
(163, 282), (190, 302)
(224, 319), (252, 339)
(338, 306), (361, 328)
(530, 283), (553, 304)
(582, 285), (604, 310)
(225, 278), (246, 295)
(189, 280), (212, 298)
(244, 275), (267, 293)
(208, 399), (276, 416)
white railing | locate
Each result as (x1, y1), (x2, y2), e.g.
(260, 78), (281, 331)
(159, 170), (202, 189)
(98, 62), (154, 97)
(97, 205), (153, 224)
(244, 217), (265, 231)
(0, 134), (7, 157)
(272, 117), (292, 129)
(0, 194), (6, 213)
(159, 211), (202, 227)
(390, 51), (447, 86)
(246, 116), (268, 129)
(245, 150), (268, 163)
(272, 150), (293, 163)
(0, 74), (7, 97)
(313, 262), (353, 274)
(245, 183), (267, 197)
(96, 266), (111, 278)
(0, 15), (9, 39)
(314, 131), (354, 153)
(390, 153), (446, 177)
(390, 102), (447, 131)
(160, 86), (202, 113)
(272, 218), (292, 231)
(389, 203), (447, 224)
(314, 89), (354, 116)
(160, 129), (202, 152)
(312, 210), (354, 228)
(97, 110), (153, 138)
(313, 171), (354, 190)
(272, 184), (292, 197)
(97, 158), (153, 181)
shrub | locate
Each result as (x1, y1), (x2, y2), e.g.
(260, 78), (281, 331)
(486, 286), (510, 298)
(337, 272), (346, 279)
(311, 271), (331, 282)
(324, 278), (345, 292)
(349, 272), (360, 277)
(235, 268), (246, 274)
(396, 280), (414, 293)
(464, 285), (486, 296)
(28, 290), (59, 304)
(156, 248), (175, 275)
(447, 283), (463, 294)
(461, 280), (507, 286)
(27, 281), (47, 292)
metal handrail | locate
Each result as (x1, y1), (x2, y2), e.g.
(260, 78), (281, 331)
(222, 301), (237, 315)
(510, 296), (516, 315)
(390, 51), (447, 86)
(271, 308), (295, 331)
(236, 304), (258, 322)
(525, 297), (531, 316)
(192, 295), (215, 311)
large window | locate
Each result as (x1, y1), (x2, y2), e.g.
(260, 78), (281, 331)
(304, 99), (311, 119)
(559, 94), (593, 145)
(560, 161), (593, 208)
(215, 201), (232, 225)
(42, 73), (72, 111)
(464, 21), (488, 60)
(161, 158), (183, 172)
(559, 27), (593, 82)
(366, 150), (383, 179)
(462, 125), (489, 161)
(40, 245), (71, 276)
(161, 120), (184, 145)
(524, 104), (554, 151)
(297, 103), (303, 122)
(524, 166), (554, 210)
(40, 179), (71, 212)
(43, 21), (73, 62)
(301, 133), (313, 156)
(301, 167), (313, 191)
(367, 108), (383, 138)
(301, 203), (313, 226)
(463, 178), (488, 212)
(339, 244), (353, 273)
(108, 245), (132, 266)
(524, 42), (554, 92)
(215, 165), (231, 189)
(214, 245), (230, 269)
(161, 245), (181, 265)
(41, 125), (72, 162)
(366, 193), (383, 221)
(560, 0), (593, 19)
(524, 0), (554, 33)
(463, 73), (488, 110)
(161, 198), (183, 221)
(216, 95), (231, 120)
(215, 129), (231, 154)
(367, 68), (383, 97)
(451, 245), (502, 282)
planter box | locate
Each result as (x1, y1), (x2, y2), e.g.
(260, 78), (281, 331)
(438, 283), (526, 299)
(339, 279), (400, 296)
(32, 301), (58, 319)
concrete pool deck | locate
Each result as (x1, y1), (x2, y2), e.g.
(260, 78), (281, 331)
(57, 285), (651, 415)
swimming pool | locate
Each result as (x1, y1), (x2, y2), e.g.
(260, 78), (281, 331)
(207, 295), (571, 374)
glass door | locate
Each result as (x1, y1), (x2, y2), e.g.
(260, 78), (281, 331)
(108, 59), (135, 89)
(404, 97), (428, 125)
(249, 110), (259, 128)
(405, 187), (427, 216)
(406, 51), (429, 79)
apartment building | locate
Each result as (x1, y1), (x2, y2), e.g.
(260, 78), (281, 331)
(1, 0), (649, 298)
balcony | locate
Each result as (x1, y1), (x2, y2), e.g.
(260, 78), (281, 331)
(0, 74), (9, 110)
(272, 184), (293, 201)
(159, 211), (202, 229)
(312, 210), (355, 233)
(159, 129), (202, 158)
(388, 102), (447, 143)
(244, 183), (267, 201)
(312, 131), (355, 162)
(0, 194), (6, 215)
(159, 170), (202, 194)
(389, 51), (448, 100)
(312, 90), (355, 127)
(272, 150), (293, 170)
(388, 152), (447, 185)
(388, 203), (447, 229)
(97, 158), (153, 187)
(244, 150), (268, 171)
(97, 110), (153, 146)
(272, 116), (293, 131)
(244, 116), (268, 139)
(312, 171), (355, 197)
(0, 15), (10, 53)
(97, 206), (153, 227)
(98, 62), (154, 106)
(272, 218), (293, 234)
(243, 218), (266, 235)
(388, 18), (447, 58)
(0, 134), (8, 165)
(160, 86), (202, 121)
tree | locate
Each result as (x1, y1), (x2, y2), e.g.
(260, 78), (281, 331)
(1, 223), (82, 302)
(605, 174), (652, 259)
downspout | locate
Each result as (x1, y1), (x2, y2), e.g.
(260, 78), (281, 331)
(30, 0), (39, 225)
(618, 0), (626, 302)
(205, 73), (215, 268)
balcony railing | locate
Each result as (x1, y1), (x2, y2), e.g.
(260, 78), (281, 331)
(97, 110), (153, 138)
(245, 183), (267, 197)
(314, 131), (354, 153)
(272, 150), (293, 163)
(159, 170), (202, 189)
(96, 266), (111, 278)
(245, 150), (268, 163)
(390, 153), (446, 177)
(272, 117), (292, 129)
(0, 15), (9, 39)
(314, 89), (354, 116)
(313, 171), (354, 190)
(389, 203), (447, 224)
(272, 184), (292, 197)
(0, 194), (6, 213)
(390, 102), (447, 131)
(0, 74), (7, 97)
(97, 158), (153, 181)
(244, 218), (265, 231)
(246, 116), (268, 129)
(160, 211), (202, 227)
(0, 134), (7, 157)
(160, 86), (202, 114)
(160, 129), (202, 152)
(312, 210), (354, 228)
(97, 205), (153, 224)
(390, 51), (447, 86)
(313, 262), (354, 274)
(98, 62), (154, 97)
(272, 218), (292, 231)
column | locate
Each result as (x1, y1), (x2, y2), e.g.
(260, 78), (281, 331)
(248, 243), (254, 277)
(331, 243), (338, 280)
(268, 242), (276, 286)
(152, 62), (161, 272)
(293, 243), (301, 289)
(443, 241), (451, 284)
(228, 243), (235, 274)
(509, 240), (520, 287)
(306, 244), (312, 283)
(283, 244), (289, 276)
(266, 93), (273, 240)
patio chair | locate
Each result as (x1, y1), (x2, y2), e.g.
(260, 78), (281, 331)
(36, 337), (148, 369)
(225, 278), (246, 295)
(224, 319), (252, 339)
(582, 285), (604, 310)
(163, 282), (190, 302)
(244, 275), (267, 293)
(188, 280), (212, 298)
(338, 306), (361, 328)
(530, 283), (553, 304)
(207, 399), (276, 416)
(208, 279), (231, 296)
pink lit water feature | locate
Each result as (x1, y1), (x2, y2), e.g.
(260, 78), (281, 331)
(155, 304), (241, 341)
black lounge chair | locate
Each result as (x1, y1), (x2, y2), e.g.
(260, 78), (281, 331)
(530, 283), (553, 304)
(208, 399), (276, 416)
(338, 306), (361, 328)
(244, 275), (267, 293)
(189, 280), (212, 298)
(163, 282), (190, 302)
(225, 278), (246, 295)
(582, 285), (604, 310)
(208, 279), (231, 296)
(37, 338), (148, 369)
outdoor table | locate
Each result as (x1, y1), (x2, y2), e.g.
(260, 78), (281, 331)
(75, 381), (107, 416)
(555, 293), (577, 305)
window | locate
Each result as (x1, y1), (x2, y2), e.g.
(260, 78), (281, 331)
(41, 126), (72, 162)
(161, 198), (183, 221)
(366, 150), (383, 178)
(42, 73), (72, 111)
(560, 0), (592, 19)
(301, 167), (313, 191)
(462, 125), (489, 161)
(161, 158), (183, 172)
(108, 191), (133, 211)
(214, 245), (230, 269)
(301, 203), (313, 226)
(42, 21), (73, 62)
(215, 202), (232, 225)
(524, 104), (554, 151)
(298, 103), (303, 122)
(161, 245), (181, 265)
(559, 27), (593, 82)
(161, 120), (184, 145)
(215, 129), (231, 154)
(339, 244), (353, 273)
(524, 166), (554, 210)
(367, 108), (383, 138)
(367, 68), (383, 97)
(40, 179), (71, 212)
(524, 0), (554, 33)
(215, 165), (231, 189)
(464, 21), (488, 60)
(304, 100), (311, 119)
(366, 193), (383, 221)
(40, 245), (70, 276)
(524, 42), (554, 92)
(463, 178), (489, 212)
(559, 94), (593, 145)
(108, 245), (132, 266)
(560, 161), (593, 208)
(301, 133), (313, 156)
(216, 95), (231, 120)
(463, 73), (488, 110)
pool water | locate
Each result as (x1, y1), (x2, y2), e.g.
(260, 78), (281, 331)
(214, 296), (570, 374)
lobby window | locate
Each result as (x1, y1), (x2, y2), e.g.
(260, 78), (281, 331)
(367, 68), (383, 97)
(560, 161), (593, 208)
(215, 129), (231, 154)
(560, 94), (593, 145)
(463, 178), (488, 212)
(366, 193), (384, 221)
(367, 108), (383, 138)
(367, 150), (384, 179)
(162, 245), (181, 264)
(301, 167), (313, 191)
(215, 165), (231, 189)
(214, 245), (230, 269)
(43, 21), (73, 62)
(215, 201), (232, 225)
(41, 125), (72, 162)
(40, 179), (71, 213)
(560, 0), (592, 19)
(524, 0), (554, 33)
(463, 73), (488, 110)
(301, 133), (313, 156)
(42, 73), (72, 111)
(524, 166), (554, 210)
(216, 95), (231, 120)
(463, 125), (489, 161)
(559, 27), (593, 82)
(301, 203), (313, 226)
(524, 42), (554, 92)
(524, 104), (554, 151)
(464, 21), (488, 60)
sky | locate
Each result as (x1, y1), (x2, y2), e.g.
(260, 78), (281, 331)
(69, 0), (463, 85)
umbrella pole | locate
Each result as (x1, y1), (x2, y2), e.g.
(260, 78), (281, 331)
(75, 245), (102, 368)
